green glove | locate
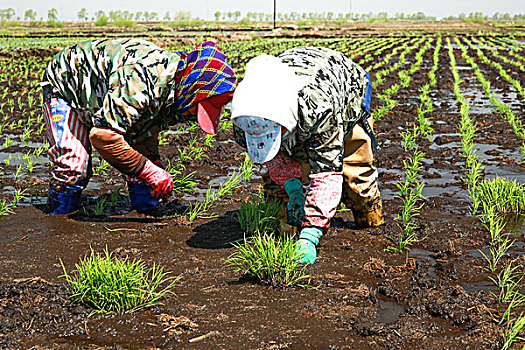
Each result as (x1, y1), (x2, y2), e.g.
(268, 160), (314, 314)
(283, 178), (305, 227)
(297, 227), (323, 264)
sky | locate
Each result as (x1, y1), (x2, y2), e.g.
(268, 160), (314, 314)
(5, 0), (524, 21)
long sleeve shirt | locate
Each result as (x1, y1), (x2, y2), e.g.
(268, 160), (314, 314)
(45, 39), (182, 143)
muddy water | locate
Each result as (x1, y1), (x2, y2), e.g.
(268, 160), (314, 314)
(2, 36), (524, 348)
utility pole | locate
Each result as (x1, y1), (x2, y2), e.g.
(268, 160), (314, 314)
(349, 0), (353, 21)
(273, 0), (276, 29)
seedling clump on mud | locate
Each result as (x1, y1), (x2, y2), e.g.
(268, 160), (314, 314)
(60, 247), (179, 314)
(236, 190), (283, 235)
(225, 233), (313, 288)
(227, 192), (313, 288)
(479, 176), (525, 214)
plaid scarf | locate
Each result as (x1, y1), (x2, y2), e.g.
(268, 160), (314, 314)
(174, 41), (237, 115)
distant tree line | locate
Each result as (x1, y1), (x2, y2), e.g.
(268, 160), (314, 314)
(0, 8), (524, 23)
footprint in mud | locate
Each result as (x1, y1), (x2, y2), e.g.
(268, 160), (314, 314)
(375, 299), (405, 324)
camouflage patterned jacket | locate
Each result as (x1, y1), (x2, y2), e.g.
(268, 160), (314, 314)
(279, 46), (369, 174)
(44, 39), (182, 142)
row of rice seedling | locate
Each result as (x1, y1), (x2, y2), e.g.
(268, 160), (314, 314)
(479, 179), (525, 349)
(356, 38), (409, 67)
(448, 37), (525, 349)
(447, 37), (485, 214)
(371, 37), (428, 120)
(456, 38), (525, 162)
(466, 38), (525, 100)
(496, 36), (525, 55)
(386, 37), (436, 253)
(367, 38), (421, 87)
(475, 37), (525, 73)
(226, 190), (314, 288)
(487, 37), (525, 66)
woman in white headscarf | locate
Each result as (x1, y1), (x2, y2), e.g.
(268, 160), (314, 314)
(231, 47), (383, 264)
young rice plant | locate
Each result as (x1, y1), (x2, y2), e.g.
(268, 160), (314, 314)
(237, 190), (283, 235)
(225, 232), (313, 288)
(60, 247), (179, 314)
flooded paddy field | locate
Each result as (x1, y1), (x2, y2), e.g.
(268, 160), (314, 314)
(1, 26), (525, 349)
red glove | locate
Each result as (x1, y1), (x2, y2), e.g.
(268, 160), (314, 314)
(137, 160), (174, 199)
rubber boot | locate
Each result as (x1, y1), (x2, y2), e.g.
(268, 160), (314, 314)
(47, 185), (83, 215)
(352, 199), (385, 228)
(128, 182), (159, 211)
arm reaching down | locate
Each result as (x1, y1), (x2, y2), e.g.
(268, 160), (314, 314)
(89, 127), (173, 199)
(265, 151), (305, 226)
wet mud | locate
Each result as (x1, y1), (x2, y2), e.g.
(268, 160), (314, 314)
(1, 35), (525, 349)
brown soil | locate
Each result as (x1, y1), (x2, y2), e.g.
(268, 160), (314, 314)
(1, 33), (524, 349)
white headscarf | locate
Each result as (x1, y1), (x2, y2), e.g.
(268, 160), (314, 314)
(231, 54), (301, 133)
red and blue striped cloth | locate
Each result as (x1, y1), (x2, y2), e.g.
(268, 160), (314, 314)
(174, 41), (237, 115)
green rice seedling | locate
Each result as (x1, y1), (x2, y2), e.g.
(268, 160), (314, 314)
(0, 199), (15, 216)
(219, 119), (233, 133)
(479, 206), (506, 246)
(501, 291), (525, 324)
(94, 197), (107, 216)
(175, 122), (199, 134)
(165, 159), (197, 195)
(158, 132), (169, 146)
(94, 158), (110, 176)
(25, 159), (34, 177)
(33, 146), (45, 162)
(27, 95), (35, 108)
(224, 233), (313, 288)
(110, 188), (120, 208)
(2, 137), (14, 148)
(388, 183), (425, 254)
(479, 177), (525, 214)
(14, 165), (25, 181)
(465, 159), (484, 215)
(490, 261), (524, 303)
(503, 314), (525, 350)
(186, 136), (207, 160)
(36, 123), (45, 136)
(3, 154), (12, 166)
(12, 188), (27, 206)
(203, 133), (215, 147)
(237, 191), (283, 235)
(239, 152), (254, 183)
(337, 202), (351, 212)
(186, 171), (243, 221)
(479, 237), (514, 272)
(60, 247), (179, 314)
(401, 129), (418, 152)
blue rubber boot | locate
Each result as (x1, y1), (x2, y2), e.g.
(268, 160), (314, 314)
(128, 182), (159, 211)
(47, 185), (83, 215)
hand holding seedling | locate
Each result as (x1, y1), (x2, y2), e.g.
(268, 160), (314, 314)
(138, 160), (174, 200)
(297, 227), (322, 264)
